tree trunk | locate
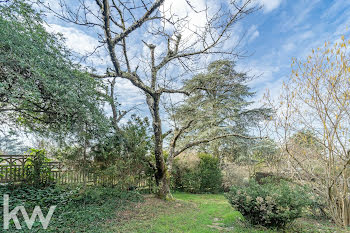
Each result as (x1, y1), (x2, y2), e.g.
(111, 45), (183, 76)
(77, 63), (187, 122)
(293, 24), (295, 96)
(147, 94), (172, 199)
(167, 148), (175, 175)
(109, 77), (118, 129)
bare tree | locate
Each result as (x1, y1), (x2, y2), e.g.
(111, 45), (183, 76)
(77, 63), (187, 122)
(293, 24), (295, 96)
(40, 0), (259, 199)
(268, 37), (350, 227)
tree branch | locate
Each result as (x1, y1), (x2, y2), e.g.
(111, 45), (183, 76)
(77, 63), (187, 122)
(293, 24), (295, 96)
(111, 0), (165, 45)
(102, 0), (121, 74)
(170, 120), (194, 149)
(159, 88), (190, 95)
(173, 133), (263, 157)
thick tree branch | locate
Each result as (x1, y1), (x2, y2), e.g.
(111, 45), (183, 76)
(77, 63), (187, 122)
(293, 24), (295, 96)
(90, 70), (118, 79)
(158, 88), (190, 95)
(170, 120), (194, 149)
(102, 0), (121, 74)
(173, 133), (263, 157)
(162, 130), (172, 139)
(142, 40), (157, 89)
(119, 71), (153, 95)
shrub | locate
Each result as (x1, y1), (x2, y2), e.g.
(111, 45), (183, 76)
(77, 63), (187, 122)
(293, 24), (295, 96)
(226, 181), (311, 228)
(198, 153), (222, 193)
(173, 165), (201, 193)
(25, 148), (54, 187)
(172, 152), (222, 193)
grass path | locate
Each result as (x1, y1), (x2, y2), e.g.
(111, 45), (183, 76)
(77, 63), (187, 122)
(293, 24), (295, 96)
(103, 193), (274, 233)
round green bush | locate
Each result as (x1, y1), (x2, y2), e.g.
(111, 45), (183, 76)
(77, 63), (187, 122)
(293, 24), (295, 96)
(172, 153), (222, 193)
(226, 181), (311, 228)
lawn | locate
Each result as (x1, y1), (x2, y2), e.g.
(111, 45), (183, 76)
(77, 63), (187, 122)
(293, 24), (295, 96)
(103, 193), (273, 233)
(103, 193), (348, 233)
(105, 193), (239, 233)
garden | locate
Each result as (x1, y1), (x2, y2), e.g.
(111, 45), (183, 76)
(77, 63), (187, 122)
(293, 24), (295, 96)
(1, 0), (350, 232)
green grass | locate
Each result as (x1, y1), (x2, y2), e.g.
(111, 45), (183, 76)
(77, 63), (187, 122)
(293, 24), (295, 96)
(103, 192), (350, 233)
(104, 192), (277, 233)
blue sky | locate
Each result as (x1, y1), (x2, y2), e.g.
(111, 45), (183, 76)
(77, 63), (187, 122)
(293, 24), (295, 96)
(40, 0), (350, 119)
(5, 0), (350, 149)
(239, 0), (350, 100)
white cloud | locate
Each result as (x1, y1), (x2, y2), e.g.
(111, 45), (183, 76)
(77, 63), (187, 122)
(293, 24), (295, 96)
(247, 25), (260, 42)
(280, 0), (319, 31)
(259, 0), (282, 13)
(251, 30), (260, 41)
(114, 79), (145, 105)
(44, 24), (99, 54)
(282, 42), (295, 52)
(321, 0), (350, 19)
(44, 23), (109, 67)
(246, 64), (280, 88)
(161, 0), (207, 29)
(160, 0), (209, 47)
(299, 30), (314, 40)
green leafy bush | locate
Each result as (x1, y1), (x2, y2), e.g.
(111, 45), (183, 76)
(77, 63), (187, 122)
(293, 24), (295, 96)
(25, 148), (53, 187)
(172, 153), (222, 193)
(198, 153), (223, 193)
(226, 181), (311, 228)
(173, 165), (202, 193)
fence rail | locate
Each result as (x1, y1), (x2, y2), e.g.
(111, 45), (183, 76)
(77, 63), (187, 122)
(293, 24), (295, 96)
(0, 155), (154, 192)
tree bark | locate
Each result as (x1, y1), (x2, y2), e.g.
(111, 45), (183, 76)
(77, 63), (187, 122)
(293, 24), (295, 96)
(109, 77), (118, 129)
(146, 93), (172, 199)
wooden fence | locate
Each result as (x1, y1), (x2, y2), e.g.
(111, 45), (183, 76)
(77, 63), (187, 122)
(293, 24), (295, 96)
(0, 155), (155, 192)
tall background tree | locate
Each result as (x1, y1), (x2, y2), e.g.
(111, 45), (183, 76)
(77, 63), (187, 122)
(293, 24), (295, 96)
(166, 60), (270, 173)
